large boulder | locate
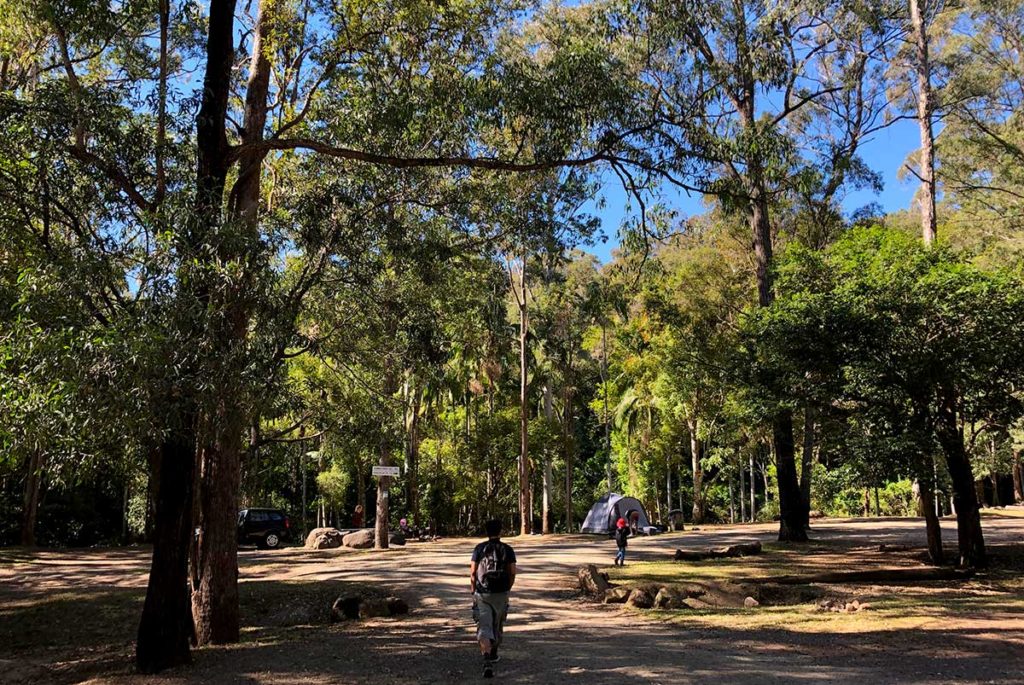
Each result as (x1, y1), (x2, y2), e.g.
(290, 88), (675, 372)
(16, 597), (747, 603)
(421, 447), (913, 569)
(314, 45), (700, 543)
(577, 564), (610, 596)
(305, 527), (344, 550)
(343, 529), (376, 549)
(626, 588), (654, 609)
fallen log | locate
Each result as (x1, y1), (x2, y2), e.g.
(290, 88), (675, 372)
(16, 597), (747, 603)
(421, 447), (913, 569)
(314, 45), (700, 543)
(674, 541), (762, 561)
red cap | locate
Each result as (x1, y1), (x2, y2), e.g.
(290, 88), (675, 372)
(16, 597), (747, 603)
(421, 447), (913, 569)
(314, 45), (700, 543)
(616, 518), (626, 528)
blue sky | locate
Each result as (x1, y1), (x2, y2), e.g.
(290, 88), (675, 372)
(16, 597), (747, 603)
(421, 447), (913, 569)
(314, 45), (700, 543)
(583, 119), (922, 263)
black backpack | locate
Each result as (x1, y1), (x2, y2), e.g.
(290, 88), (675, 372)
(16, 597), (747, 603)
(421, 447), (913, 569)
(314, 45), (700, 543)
(476, 541), (511, 593)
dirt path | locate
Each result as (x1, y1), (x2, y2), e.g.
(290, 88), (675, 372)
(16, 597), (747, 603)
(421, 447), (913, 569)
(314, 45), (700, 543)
(4, 516), (1024, 684)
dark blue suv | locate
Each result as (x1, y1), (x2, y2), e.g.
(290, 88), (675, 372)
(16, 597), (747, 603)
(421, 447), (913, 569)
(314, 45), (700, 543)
(237, 508), (291, 548)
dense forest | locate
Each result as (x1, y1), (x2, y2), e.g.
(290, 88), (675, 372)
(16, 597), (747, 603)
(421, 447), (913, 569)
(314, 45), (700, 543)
(2, 0), (1024, 673)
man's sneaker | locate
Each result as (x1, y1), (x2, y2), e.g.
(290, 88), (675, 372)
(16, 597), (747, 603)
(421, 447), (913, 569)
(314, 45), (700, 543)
(488, 646), (500, 663)
(483, 662), (494, 678)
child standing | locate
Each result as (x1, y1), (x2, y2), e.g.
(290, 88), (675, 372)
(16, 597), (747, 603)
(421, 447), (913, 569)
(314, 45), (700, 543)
(613, 517), (629, 566)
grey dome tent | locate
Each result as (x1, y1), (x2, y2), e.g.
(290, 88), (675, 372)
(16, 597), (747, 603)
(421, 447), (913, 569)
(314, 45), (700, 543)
(580, 493), (654, 535)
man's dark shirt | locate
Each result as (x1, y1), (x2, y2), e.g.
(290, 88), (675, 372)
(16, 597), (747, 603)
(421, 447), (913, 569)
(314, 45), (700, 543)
(471, 538), (517, 592)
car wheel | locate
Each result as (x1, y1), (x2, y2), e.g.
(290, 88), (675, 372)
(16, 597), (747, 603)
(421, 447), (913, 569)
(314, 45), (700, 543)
(264, 532), (280, 549)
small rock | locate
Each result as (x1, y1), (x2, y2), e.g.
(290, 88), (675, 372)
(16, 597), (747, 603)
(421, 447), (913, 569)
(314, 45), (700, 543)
(626, 588), (654, 609)
(603, 587), (631, 604)
(744, 596), (760, 608)
(844, 602), (857, 613)
(857, 602), (871, 611)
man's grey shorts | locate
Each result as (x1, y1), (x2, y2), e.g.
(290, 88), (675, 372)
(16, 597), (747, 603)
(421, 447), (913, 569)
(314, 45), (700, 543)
(473, 591), (509, 645)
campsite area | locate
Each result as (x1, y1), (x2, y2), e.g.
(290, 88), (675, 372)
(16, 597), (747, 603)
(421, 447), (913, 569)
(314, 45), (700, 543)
(4, 514), (1024, 685)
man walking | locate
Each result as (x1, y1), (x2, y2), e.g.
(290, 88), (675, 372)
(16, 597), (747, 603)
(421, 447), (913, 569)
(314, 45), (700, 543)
(470, 519), (517, 679)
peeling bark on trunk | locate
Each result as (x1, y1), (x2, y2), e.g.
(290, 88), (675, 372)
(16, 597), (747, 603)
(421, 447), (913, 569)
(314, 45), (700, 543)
(909, 0), (938, 245)
(687, 416), (704, 524)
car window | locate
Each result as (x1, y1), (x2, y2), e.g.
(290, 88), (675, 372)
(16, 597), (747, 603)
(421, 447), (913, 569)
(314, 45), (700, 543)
(269, 512), (283, 522)
(250, 511), (268, 522)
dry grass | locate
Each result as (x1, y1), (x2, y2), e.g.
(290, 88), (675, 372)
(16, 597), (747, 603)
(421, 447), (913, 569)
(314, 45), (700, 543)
(605, 540), (1024, 634)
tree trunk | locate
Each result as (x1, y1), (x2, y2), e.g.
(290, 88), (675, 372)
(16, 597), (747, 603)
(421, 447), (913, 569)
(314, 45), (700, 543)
(136, 423), (199, 673)
(375, 365), (400, 550)
(917, 477), (944, 564)
(1012, 449), (1023, 504)
(601, 322), (612, 493)
(563, 377), (574, 532)
(542, 383), (553, 534)
(137, 0), (236, 670)
(20, 449), (44, 547)
(749, 451), (756, 520)
(356, 464), (365, 522)
(687, 416), (704, 524)
(935, 388), (986, 567)
(666, 457), (672, 522)
(191, 410), (242, 645)
(517, 256), (531, 536)
(406, 385), (422, 528)
(909, 0), (938, 245)
(799, 407), (816, 527)
(739, 451), (747, 523)
(728, 475), (736, 524)
(750, 191), (806, 541)
(191, 0), (271, 647)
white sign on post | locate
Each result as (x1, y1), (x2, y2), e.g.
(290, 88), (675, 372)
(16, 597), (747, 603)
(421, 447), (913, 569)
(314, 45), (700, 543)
(372, 465), (401, 478)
